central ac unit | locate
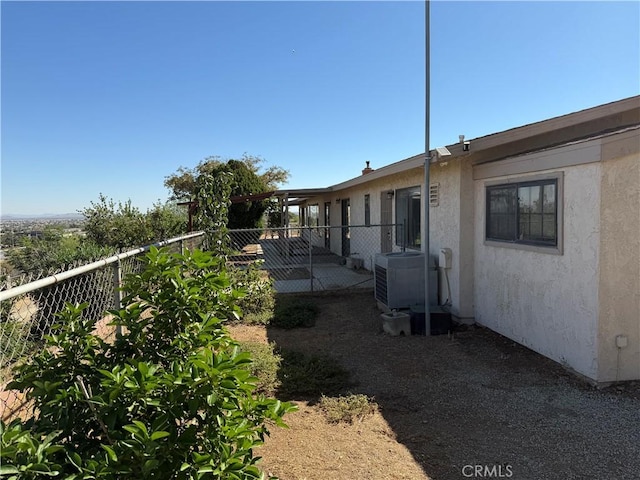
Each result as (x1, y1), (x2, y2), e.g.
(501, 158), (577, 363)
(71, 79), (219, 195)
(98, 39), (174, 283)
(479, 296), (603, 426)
(374, 252), (437, 309)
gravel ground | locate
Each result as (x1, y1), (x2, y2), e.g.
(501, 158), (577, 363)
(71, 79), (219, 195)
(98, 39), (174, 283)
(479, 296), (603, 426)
(229, 290), (640, 480)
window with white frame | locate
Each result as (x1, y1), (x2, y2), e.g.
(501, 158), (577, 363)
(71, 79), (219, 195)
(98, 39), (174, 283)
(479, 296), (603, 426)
(395, 186), (421, 249)
(486, 177), (559, 247)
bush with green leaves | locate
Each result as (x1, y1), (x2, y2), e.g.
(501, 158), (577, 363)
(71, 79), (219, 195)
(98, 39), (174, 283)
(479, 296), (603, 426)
(0, 421), (67, 478)
(81, 195), (187, 250)
(2, 247), (294, 479)
(319, 394), (377, 424)
(238, 342), (281, 396)
(271, 296), (319, 329)
(278, 350), (350, 398)
(195, 171), (233, 257)
(81, 195), (153, 250)
(6, 227), (114, 275)
(230, 263), (275, 325)
(164, 154), (290, 231)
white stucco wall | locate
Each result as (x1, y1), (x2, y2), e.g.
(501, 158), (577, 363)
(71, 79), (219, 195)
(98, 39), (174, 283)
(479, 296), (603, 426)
(301, 168), (425, 271)
(302, 162), (476, 316)
(429, 159), (474, 319)
(429, 159), (476, 320)
(430, 161), (461, 309)
(458, 160), (476, 319)
(597, 132), (640, 382)
(474, 163), (602, 380)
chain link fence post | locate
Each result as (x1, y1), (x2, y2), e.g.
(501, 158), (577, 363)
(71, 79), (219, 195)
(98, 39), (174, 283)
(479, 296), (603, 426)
(112, 259), (123, 337)
(308, 226), (314, 293)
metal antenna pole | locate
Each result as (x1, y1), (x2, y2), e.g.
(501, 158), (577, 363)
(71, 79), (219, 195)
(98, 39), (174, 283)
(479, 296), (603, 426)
(424, 0), (432, 336)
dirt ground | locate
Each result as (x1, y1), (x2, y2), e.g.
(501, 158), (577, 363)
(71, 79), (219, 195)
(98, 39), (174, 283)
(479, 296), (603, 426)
(228, 290), (640, 480)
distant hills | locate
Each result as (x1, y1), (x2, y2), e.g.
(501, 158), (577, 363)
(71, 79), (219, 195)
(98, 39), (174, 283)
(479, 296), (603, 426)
(1, 213), (84, 221)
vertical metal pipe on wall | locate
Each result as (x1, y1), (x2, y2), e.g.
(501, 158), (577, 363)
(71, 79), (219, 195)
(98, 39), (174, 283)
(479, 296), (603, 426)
(423, 0), (432, 335)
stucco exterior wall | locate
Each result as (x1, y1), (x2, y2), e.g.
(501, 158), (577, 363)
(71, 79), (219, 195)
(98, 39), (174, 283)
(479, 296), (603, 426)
(458, 160), (476, 320)
(429, 160), (461, 309)
(291, 97), (638, 382)
(302, 162), (476, 316)
(300, 168), (425, 271)
(429, 158), (475, 323)
(597, 132), (640, 382)
(298, 159), (474, 323)
(429, 159), (474, 319)
(474, 163), (602, 380)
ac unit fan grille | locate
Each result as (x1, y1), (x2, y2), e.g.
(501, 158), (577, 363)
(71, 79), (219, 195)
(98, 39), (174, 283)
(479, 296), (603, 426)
(375, 265), (388, 304)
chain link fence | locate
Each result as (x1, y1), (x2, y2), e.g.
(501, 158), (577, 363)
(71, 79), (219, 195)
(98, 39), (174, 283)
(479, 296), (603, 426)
(0, 232), (205, 421)
(229, 224), (402, 293)
(0, 224), (401, 420)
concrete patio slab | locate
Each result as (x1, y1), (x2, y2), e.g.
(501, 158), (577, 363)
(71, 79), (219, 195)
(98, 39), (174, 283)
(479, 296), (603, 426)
(273, 264), (373, 293)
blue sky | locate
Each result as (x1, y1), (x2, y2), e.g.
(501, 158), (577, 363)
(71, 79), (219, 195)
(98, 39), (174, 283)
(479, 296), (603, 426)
(2, 1), (638, 215)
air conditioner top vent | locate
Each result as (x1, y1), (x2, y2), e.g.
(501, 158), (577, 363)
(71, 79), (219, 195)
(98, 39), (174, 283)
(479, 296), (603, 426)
(375, 251), (425, 270)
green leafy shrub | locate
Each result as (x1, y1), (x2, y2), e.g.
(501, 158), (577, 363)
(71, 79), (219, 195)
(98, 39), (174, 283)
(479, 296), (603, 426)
(194, 170), (233, 257)
(230, 263), (276, 325)
(165, 154), (289, 231)
(278, 350), (350, 398)
(6, 227), (115, 274)
(0, 420), (65, 479)
(3, 247), (294, 479)
(238, 342), (281, 395)
(271, 296), (319, 329)
(319, 394), (377, 424)
(81, 195), (187, 250)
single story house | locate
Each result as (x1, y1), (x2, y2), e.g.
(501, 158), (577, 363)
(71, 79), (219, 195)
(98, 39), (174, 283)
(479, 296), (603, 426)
(281, 95), (640, 384)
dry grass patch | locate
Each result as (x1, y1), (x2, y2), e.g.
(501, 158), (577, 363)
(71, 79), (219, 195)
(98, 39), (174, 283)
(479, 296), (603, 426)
(319, 393), (377, 424)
